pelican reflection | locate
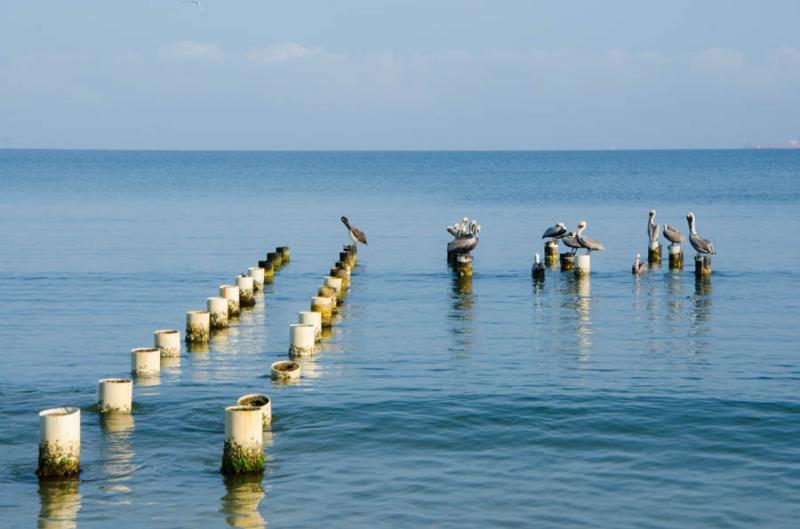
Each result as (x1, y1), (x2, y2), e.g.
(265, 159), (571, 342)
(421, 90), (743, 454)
(220, 474), (266, 529)
(38, 479), (81, 529)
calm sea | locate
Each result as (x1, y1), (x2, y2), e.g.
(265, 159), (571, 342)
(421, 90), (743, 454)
(0, 149), (798, 528)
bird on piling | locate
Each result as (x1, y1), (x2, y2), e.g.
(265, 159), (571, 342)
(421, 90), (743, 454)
(648, 210), (659, 243)
(447, 222), (480, 255)
(446, 224), (460, 237)
(662, 223), (686, 246)
(532, 252), (545, 276)
(542, 223), (568, 242)
(341, 216), (368, 246)
(632, 253), (647, 275)
(686, 212), (716, 255)
(576, 221), (605, 254)
(561, 230), (581, 254)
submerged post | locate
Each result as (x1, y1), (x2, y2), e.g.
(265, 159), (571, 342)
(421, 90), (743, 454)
(153, 329), (180, 358)
(288, 323), (316, 357)
(237, 276), (255, 308)
(220, 285), (240, 318)
(298, 311), (322, 341)
(97, 378), (133, 414)
(207, 297), (229, 330)
(186, 311), (211, 343)
(544, 241), (559, 266)
(669, 244), (684, 270)
(277, 246), (290, 263)
(694, 255), (712, 277)
(221, 406), (264, 476)
(648, 241), (662, 265)
(37, 407), (80, 478)
(575, 255), (591, 276)
(455, 254), (473, 278)
(560, 253), (575, 272)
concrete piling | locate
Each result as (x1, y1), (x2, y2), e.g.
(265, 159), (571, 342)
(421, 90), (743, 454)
(648, 241), (662, 265)
(207, 297), (229, 330)
(669, 244), (684, 270)
(544, 241), (559, 266)
(153, 329), (180, 358)
(236, 394), (272, 428)
(186, 311), (211, 343)
(248, 267), (265, 292)
(130, 348), (161, 376)
(277, 246), (290, 263)
(575, 255), (591, 276)
(271, 360), (301, 382)
(288, 323), (316, 357)
(298, 311), (322, 341)
(237, 276), (255, 308)
(266, 252), (281, 270)
(221, 406), (264, 476)
(220, 285), (240, 318)
(258, 260), (275, 284)
(97, 378), (133, 414)
(37, 407), (81, 478)
(455, 254), (473, 278)
(311, 296), (334, 327)
(694, 255), (712, 277)
(560, 253), (575, 272)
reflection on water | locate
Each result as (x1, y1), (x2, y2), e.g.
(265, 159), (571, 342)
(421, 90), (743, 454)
(133, 374), (160, 388)
(160, 356), (181, 371)
(38, 479), (81, 529)
(187, 342), (210, 355)
(220, 475), (266, 529)
(571, 275), (592, 365)
(689, 277), (713, 355)
(294, 356), (322, 379)
(449, 276), (475, 354)
(99, 414), (136, 500)
(665, 270), (684, 323)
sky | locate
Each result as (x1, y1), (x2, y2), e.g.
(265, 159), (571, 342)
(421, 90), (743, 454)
(0, 0), (798, 150)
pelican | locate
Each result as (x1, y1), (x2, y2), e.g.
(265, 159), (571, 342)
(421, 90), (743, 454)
(576, 221), (605, 254)
(446, 225), (460, 238)
(647, 210), (659, 243)
(663, 223), (685, 246)
(459, 217), (469, 237)
(447, 222), (479, 255)
(687, 212), (716, 255)
(532, 252), (545, 275)
(182, 0), (203, 14)
(632, 253), (647, 275)
(542, 223), (567, 241)
(561, 231), (581, 254)
(341, 216), (368, 246)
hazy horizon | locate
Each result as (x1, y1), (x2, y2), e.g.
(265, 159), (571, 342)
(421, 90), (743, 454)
(1, 1), (798, 150)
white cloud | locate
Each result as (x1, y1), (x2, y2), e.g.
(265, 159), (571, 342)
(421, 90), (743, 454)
(693, 48), (745, 71)
(245, 43), (322, 64)
(160, 41), (224, 62)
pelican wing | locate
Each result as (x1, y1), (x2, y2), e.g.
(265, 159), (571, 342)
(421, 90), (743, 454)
(446, 226), (460, 237)
(578, 235), (605, 252)
(690, 233), (715, 255)
(542, 225), (567, 239)
(648, 222), (659, 243)
(352, 227), (368, 245)
(447, 235), (478, 255)
(562, 234), (581, 250)
(663, 224), (685, 244)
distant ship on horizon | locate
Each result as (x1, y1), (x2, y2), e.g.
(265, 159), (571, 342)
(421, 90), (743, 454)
(748, 139), (800, 149)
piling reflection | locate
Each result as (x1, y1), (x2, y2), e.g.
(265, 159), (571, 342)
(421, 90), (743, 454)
(571, 275), (592, 365)
(38, 479), (81, 529)
(665, 270), (684, 323)
(689, 277), (713, 354)
(133, 374), (160, 388)
(448, 276), (475, 354)
(187, 342), (210, 355)
(99, 414), (136, 500)
(220, 475), (266, 529)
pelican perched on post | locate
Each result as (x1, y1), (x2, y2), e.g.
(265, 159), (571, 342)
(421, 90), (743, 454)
(561, 230), (581, 254)
(576, 221), (605, 254)
(341, 216), (368, 246)
(532, 252), (545, 276)
(648, 210), (659, 243)
(447, 222), (479, 255)
(542, 223), (567, 242)
(687, 212), (715, 255)
(446, 224), (460, 237)
(663, 223), (685, 246)
(632, 253), (647, 275)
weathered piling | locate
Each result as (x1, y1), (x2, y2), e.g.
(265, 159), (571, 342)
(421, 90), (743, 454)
(266, 252), (282, 270)
(560, 253), (575, 272)
(97, 378), (132, 414)
(153, 329), (180, 358)
(258, 260), (275, 284)
(544, 241), (559, 266)
(648, 241), (662, 265)
(324, 276), (343, 298)
(311, 296), (334, 327)
(221, 406), (264, 476)
(207, 297), (229, 330)
(130, 348), (161, 376)
(220, 285), (240, 318)
(236, 394), (272, 428)
(575, 255), (591, 276)
(186, 311), (211, 343)
(237, 276), (256, 308)
(37, 407), (80, 478)
(532, 253), (545, 281)
(277, 246), (290, 263)
(318, 285), (339, 310)
(298, 311), (322, 341)
(248, 267), (265, 292)
(271, 360), (301, 382)
(289, 323), (316, 357)
(331, 267), (350, 289)
(455, 254), (473, 278)
(669, 244), (684, 270)
(694, 255), (712, 277)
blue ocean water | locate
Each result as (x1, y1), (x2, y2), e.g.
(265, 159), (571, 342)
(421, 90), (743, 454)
(0, 149), (798, 528)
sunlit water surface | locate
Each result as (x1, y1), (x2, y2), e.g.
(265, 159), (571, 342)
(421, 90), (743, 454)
(0, 150), (799, 528)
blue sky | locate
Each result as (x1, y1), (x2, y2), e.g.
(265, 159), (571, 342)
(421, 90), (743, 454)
(1, 0), (798, 149)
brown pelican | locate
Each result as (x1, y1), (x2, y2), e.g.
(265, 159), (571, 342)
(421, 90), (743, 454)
(687, 212), (716, 255)
(532, 252), (545, 275)
(662, 223), (685, 246)
(341, 216), (368, 245)
(542, 223), (568, 241)
(648, 210), (659, 243)
(446, 225), (460, 237)
(576, 221), (605, 254)
(562, 231), (581, 254)
(632, 253), (647, 275)
(447, 223), (479, 255)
